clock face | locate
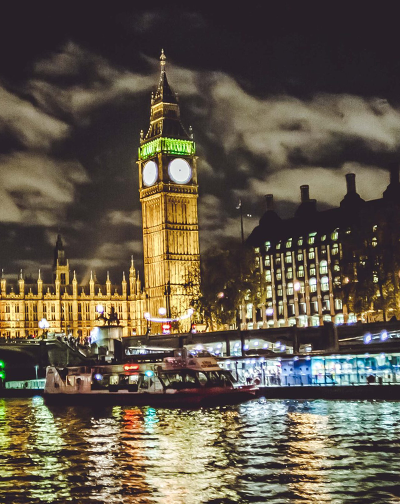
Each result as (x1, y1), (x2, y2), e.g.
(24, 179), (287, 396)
(142, 160), (158, 187)
(168, 158), (192, 184)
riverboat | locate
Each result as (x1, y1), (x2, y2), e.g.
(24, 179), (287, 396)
(43, 349), (257, 407)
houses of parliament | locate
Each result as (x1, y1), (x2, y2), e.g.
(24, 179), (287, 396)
(0, 51), (200, 339)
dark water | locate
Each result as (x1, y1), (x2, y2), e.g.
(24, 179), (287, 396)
(1, 398), (400, 504)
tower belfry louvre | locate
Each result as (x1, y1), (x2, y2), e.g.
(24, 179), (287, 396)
(138, 50), (200, 323)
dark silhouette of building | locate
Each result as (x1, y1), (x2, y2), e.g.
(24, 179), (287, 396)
(246, 167), (400, 328)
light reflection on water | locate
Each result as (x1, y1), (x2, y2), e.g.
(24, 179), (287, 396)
(1, 398), (400, 503)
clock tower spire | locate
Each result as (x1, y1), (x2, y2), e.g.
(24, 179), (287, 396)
(138, 50), (200, 330)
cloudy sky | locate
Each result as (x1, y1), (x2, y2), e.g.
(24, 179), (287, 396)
(1, 4), (400, 284)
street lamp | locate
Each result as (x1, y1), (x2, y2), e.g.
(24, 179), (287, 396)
(38, 318), (49, 339)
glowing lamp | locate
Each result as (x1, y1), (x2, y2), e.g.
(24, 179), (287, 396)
(380, 330), (388, 341)
(145, 370), (154, 378)
(96, 304), (104, 314)
(124, 364), (139, 371)
(158, 307), (167, 316)
(0, 371), (5, 380)
(294, 282), (301, 292)
(0, 360), (4, 369)
(364, 333), (372, 344)
(266, 308), (274, 316)
(94, 374), (103, 380)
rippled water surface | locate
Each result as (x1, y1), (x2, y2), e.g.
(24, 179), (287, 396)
(1, 397), (400, 503)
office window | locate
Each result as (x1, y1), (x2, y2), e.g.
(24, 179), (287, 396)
(320, 260), (328, 275)
(285, 251), (292, 264)
(297, 265), (305, 278)
(309, 248), (315, 260)
(309, 277), (317, 293)
(321, 276), (329, 292)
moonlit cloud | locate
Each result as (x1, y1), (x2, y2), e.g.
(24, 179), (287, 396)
(0, 86), (69, 149)
(0, 153), (88, 225)
(106, 209), (142, 226)
(246, 163), (390, 208)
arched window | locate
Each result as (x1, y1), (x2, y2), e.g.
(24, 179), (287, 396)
(319, 260), (328, 275)
(309, 277), (317, 293)
(297, 265), (304, 278)
(321, 276), (329, 292)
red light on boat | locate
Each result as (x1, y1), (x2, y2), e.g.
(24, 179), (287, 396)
(124, 364), (139, 371)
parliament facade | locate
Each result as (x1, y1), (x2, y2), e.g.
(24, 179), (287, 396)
(0, 51), (200, 339)
(247, 167), (400, 328)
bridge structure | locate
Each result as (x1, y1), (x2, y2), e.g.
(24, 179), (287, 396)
(1, 320), (400, 381)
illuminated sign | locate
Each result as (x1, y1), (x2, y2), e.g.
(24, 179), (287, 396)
(138, 137), (195, 160)
(124, 364), (140, 371)
(162, 322), (171, 335)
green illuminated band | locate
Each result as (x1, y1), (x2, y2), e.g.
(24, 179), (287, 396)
(138, 138), (195, 160)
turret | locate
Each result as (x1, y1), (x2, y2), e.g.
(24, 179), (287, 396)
(106, 271), (111, 297)
(122, 271), (127, 297)
(1, 270), (6, 296)
(18, 269), (24, 296)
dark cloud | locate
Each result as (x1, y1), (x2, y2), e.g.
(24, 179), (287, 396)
(1, 5), (400, 281)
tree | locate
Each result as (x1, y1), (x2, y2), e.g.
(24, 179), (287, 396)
(189, 239), (259, 331)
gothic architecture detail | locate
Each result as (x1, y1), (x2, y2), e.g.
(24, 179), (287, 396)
(0, 51), (200, 339)
(137, 50), (200, 323)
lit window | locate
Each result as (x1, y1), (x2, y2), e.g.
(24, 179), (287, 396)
(297, 237), (303, 246)
(286, 267), (293, 279)
(275, 256), (281, 265)
(308, 234), (316, 245)
(331, 244), (339, 256)
(265, 241), (271, 252)
(373, 225), (378, 232)
(309, 248), (315, 260)
(297, 251), (303, 261)
(266, 286), (273, 299)
(334, 276), (341, 287)
(373, 272), (379, 283)
(265, 270), (272, 282)
(320, 260), (328, 275)
(321, 235), (326, 241)
(321, 276), (329, 292)
(276, 241), (281, 250)
(309, 264), (316, 276)
(255, 247), (260, 253)
(333, 261), (340, 272)
(287, 282), (294, 295)
(286, 238), (292, 248)
(276, 269), (282, 281)
(277, 284), (283, 296)
(297, 265), (304, 278)
(309, 277), (317, 293)
(331, 230), (339, 241)
(335, 298), (343, 310)
(285, 251), (292, 264)
(278, 301), (284, 316)
(264, 256), (271, 267)
(372, 237), (378, 247)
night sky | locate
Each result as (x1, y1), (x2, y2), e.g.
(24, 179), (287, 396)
(1, 4), (400, 285)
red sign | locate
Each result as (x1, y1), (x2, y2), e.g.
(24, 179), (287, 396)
(162, 322), (171, 335)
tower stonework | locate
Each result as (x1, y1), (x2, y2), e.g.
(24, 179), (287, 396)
(138, 51), (200, 326)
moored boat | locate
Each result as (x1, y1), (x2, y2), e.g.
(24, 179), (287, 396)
(44, 349), (257, 407)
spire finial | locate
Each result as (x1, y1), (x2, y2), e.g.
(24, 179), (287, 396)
(107, 271), (110, 281)
(160, 49), (166, 71)
(38, 269), (41, 280)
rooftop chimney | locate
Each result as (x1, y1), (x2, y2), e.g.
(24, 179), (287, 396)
(265, 194), (274, 211)
(300, 185), (309, 202)
(346, 173), (356, 194)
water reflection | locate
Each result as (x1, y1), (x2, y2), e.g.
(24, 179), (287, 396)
(1, 398), (400, 503)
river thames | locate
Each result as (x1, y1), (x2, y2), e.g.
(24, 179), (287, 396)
(1, 397), (400, 504)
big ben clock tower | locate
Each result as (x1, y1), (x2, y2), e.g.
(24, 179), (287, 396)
(138, 50), (200, 327)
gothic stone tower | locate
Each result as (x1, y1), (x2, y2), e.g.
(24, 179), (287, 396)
(138, 51), (200, 326)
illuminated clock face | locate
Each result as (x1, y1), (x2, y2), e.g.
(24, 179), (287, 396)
(168, 158), (192, 184)
(142, 160), (158, 187)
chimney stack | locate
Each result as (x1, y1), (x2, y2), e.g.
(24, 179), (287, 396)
(300, 185), (309, 202)
(265, 194), (274, 211)
(346, 173), (356, 194)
